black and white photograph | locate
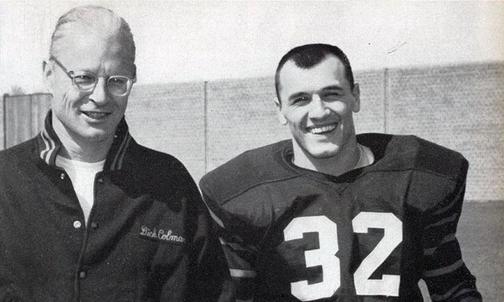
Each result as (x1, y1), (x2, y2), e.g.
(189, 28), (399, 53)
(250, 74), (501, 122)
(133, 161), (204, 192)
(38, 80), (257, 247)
(0, 1), (502, 301)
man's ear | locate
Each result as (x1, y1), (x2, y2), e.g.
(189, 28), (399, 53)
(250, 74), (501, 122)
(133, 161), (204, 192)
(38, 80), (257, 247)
(351, 83), (360, 113)
(274, 97), (287, 125)
(131, 64), (137, 80)
(42, 60), (53, 92)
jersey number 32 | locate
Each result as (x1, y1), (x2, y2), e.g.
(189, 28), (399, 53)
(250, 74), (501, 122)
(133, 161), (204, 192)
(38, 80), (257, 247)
(283, 212), (402, 301)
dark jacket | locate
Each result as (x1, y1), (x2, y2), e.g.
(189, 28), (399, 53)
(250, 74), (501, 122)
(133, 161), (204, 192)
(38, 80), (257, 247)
(0, 112), (229, 302)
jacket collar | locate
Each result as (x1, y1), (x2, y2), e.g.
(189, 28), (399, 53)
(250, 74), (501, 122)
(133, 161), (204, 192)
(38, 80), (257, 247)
(37, 110), (133, 171)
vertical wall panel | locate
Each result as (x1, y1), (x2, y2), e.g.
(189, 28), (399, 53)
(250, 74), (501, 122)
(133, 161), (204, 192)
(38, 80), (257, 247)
(3, 93), (51, 149)
(387, 63), (504, 200)
(206, 77), (290, 172)
(353, 69), (386, 134)
(127, 82), (206, 181)
(30, 93), (52, 134)
(5, 94), (32, 148)
(0, 95), (4, 150)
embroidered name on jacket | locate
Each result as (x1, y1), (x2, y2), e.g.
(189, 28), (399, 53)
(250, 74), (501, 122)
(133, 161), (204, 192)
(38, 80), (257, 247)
(139, 225), (186, 243)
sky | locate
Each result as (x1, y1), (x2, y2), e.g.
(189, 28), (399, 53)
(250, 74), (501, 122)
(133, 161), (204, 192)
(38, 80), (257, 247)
(0, 0), (503, 95)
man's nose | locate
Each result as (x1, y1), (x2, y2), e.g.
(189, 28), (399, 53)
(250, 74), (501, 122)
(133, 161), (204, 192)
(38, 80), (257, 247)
(88, 78), (108, 104)
(309, 94), (329, 119)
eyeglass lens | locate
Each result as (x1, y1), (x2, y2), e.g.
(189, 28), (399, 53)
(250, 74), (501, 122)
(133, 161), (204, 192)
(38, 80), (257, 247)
(73, 73), (131, 95)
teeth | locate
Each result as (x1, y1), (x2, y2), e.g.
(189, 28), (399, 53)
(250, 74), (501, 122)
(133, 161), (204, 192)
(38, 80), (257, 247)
(84, 112), (109, 119)
(309, 124), (337, 134)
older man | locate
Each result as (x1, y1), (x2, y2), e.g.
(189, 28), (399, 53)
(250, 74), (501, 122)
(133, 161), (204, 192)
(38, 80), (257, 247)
(0, 6), (228, 302)
(200, 44), (481, 301)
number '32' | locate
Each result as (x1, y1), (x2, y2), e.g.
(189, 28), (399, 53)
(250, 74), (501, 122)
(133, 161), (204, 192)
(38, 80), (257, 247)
(283, 212), (402, 301)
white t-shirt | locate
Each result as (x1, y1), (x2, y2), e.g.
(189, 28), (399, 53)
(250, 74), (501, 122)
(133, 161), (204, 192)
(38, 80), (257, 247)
(56, 156), (105, 225)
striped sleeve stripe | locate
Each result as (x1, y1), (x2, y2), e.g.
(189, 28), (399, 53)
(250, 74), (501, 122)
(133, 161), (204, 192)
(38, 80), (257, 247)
(110, 133), (131, 170)
(40, 129), (60, 165)
(423, 233), (456, 255)
(219, 237), (227, 245)
(450, 288), (480, 300)
(115, 134), (131, 169)
(38, 112), (62, 166)
(230, 269), (257, 278)
(219, 237), (259, 252)
(423, 259), (464, 278)
(220, 237), (249, 251)
(237, 300), (253, 302)
(430, 281), (465, 301)
(424, 213), (458, 230)
(431, 195), (460, 216)
(40, 130), (52, 162)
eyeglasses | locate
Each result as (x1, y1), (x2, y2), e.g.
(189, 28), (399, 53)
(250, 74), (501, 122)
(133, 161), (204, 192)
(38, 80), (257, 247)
(49, 56), (136, 96)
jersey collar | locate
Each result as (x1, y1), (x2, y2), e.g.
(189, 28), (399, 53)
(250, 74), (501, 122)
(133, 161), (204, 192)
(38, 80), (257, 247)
(278, 135), (380, 184)
(37, 110), (132, 171)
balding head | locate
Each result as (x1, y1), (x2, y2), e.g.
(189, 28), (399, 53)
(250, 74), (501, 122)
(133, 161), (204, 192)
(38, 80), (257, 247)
(49, 5), (136, 71)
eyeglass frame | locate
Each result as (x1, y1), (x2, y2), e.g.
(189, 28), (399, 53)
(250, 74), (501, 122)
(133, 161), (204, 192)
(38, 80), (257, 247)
(48, 56), (136, 97)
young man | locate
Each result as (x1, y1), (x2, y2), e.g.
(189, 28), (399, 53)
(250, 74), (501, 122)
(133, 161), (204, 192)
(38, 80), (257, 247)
(200, 44), (481, 301)
(0, 6), (228, 301)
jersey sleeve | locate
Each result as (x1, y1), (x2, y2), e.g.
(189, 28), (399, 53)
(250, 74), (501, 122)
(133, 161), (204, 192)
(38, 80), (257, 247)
(200, 188), (259, 302)
(421, 159), (482, 302)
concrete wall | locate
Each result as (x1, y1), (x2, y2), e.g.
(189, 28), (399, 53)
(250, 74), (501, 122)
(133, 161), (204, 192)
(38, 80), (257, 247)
(2, 62), (503, 200)
(2, 93), (50, 148)
(127, 82), (206, 179)
(386, 63), (504, 201)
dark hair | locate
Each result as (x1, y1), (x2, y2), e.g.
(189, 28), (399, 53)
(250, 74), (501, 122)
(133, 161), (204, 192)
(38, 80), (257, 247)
(274, 43), (354, 103)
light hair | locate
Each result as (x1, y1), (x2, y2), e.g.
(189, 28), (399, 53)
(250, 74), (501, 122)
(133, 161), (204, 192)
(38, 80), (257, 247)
(49, 5), (135, 66)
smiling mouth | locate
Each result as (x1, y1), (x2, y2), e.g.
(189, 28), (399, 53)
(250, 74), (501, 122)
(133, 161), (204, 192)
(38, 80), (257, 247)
(81, 111), (111, 120)
(307, 123), (338, 134)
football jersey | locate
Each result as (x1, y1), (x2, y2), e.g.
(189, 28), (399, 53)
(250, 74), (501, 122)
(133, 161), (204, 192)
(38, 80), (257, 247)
(199, 133), (481, 302)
